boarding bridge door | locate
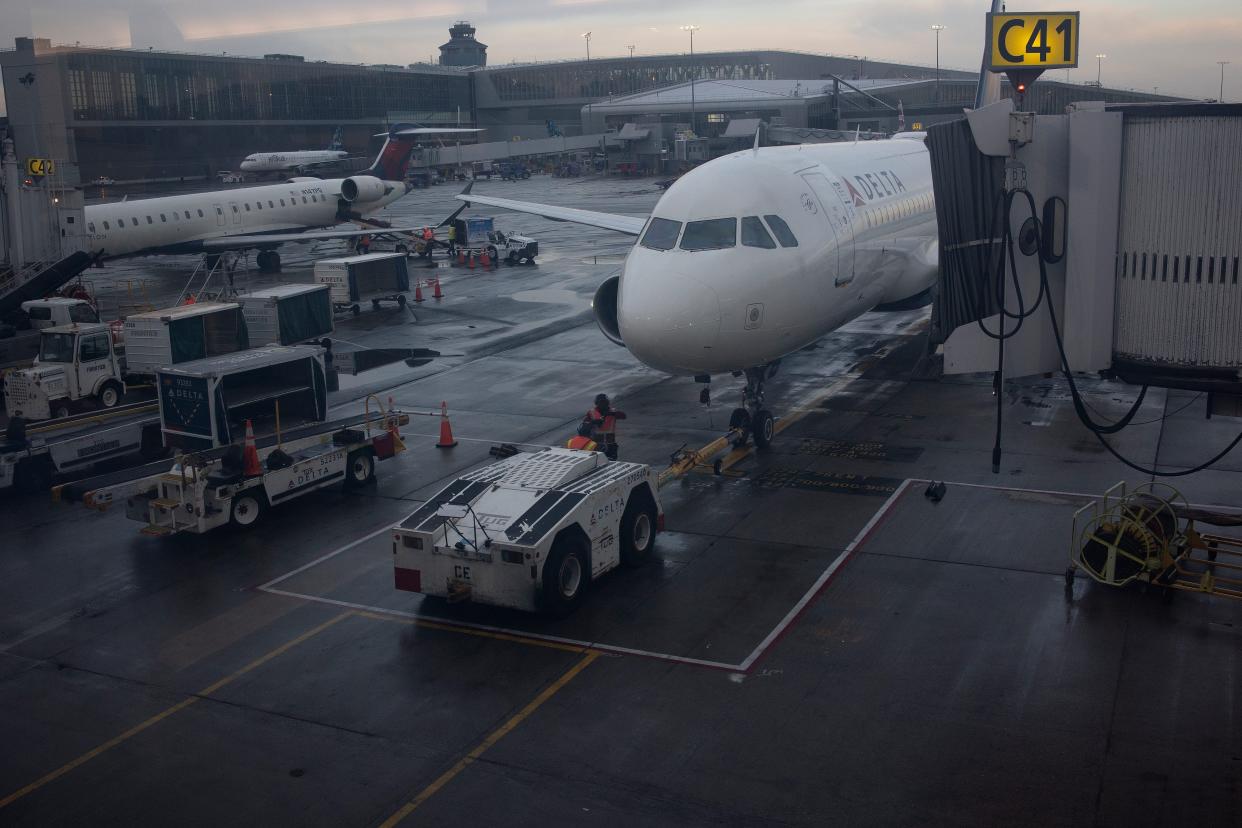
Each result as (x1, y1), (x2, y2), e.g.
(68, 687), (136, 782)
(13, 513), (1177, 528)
(801, 172), (856, 286)
(213, 203), (225, 228)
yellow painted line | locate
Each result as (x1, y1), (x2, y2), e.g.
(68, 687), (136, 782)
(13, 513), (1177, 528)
(380, 650), (600, 827)
(354, 610), (591, 655)
(0, 610), (352, 811)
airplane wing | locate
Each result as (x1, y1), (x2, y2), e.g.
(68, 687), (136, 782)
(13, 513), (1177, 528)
(201, 226), (423, 250)
(455, 191), (648, 236)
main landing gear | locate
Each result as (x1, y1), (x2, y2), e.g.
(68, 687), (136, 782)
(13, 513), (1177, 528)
(256, 250), (282, 273)
(727, 364), (778, 449)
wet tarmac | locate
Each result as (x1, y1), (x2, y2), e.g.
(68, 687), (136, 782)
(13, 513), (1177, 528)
(2, 174), (1240, 826)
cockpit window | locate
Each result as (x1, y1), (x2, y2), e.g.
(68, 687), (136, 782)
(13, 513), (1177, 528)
(680, 218), (736, 251)
(763, 215), (799, 248)
(742, 216), (777, 249)
(640, 217), (682, 251)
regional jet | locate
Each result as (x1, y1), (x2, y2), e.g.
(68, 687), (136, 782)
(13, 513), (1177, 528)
(85, 124), (465, 273)
(459, 135), (938, 446)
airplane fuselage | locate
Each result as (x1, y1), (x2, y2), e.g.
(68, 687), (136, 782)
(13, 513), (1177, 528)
(616, 139), (937, 375)
(239, 150), (348, 173)
(83, 178), (406, 259)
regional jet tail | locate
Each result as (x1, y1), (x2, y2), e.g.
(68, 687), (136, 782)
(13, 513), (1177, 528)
(86, 124), (468, 272)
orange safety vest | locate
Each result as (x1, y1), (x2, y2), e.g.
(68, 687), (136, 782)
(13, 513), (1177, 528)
(422, 227), (434, 241)
(566, 435), (598, 451)
(589, 407), (619, 434)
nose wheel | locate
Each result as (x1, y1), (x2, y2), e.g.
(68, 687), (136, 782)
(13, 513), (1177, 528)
(729, 365), (776, 448)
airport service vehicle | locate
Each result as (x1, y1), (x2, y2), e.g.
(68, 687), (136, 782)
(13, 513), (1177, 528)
(0, 298), (99, 371)
(314, 253), (410, 315)
(237, 284), (334, 346)
(5, 302), (249, 421)
(457, 134), (938, 448)
(83, 124), (480, 273)
(392, 447), (663, 615)
(451, 216), (539, 265)
(74, 345), (406, 535)
(0, 402), (163, 493)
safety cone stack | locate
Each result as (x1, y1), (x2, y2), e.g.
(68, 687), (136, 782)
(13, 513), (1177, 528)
(468, 252), (476, 270)
(242, 419), (262, 476)
(480, 249), (491, 268)
(432, 278), (444, 300)
(436, 401), (458, 448)
(413, 281), (424, 302)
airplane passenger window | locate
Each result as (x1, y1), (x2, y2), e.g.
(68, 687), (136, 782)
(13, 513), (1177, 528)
(103, 221), (110, 229)
(215, 207), (222, 215)
(680, 218), (736, 251)
(160, 214), (167, 222)
(87, 222), (95, 232)
(763, 215), (799, 247)
(244, 204), (251, 211)
(280, 199), (286, 206)
(145, 216), (152, 224)
(131, 216), (138, 225)
(741, 216), (776, 249)
(185, 211), (191, 219)
(197, 210), (204, 218)
(302, 196), (308, 204)
(268, 201), (274, 208)
(256, 202), (262, 210)
(232, 205), (239, 213)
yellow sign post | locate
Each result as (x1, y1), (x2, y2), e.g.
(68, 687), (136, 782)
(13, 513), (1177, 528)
(987, 12), (1079, 72)
(25, 157), (55, 177)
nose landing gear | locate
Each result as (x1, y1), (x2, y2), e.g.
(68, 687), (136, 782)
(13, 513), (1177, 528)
(729, 364), (777, 449)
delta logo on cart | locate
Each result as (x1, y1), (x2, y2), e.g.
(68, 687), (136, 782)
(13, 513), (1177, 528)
(841, 170), (908, 207)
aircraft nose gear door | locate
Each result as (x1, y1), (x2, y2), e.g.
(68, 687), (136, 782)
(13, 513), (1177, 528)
(801, 172), (856, 286)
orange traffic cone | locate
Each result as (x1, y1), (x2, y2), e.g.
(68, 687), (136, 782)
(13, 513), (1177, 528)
(436, 401), (457, 448)
(457, 249), (466, 267)
(242, 419), (262, 476)
(413, 281), (424, 302)
(480, 249), (491, 268)
(432, 278), (444, 300)
(468, 252), (476, 270)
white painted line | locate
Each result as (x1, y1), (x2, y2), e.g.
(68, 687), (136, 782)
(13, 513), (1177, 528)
(259, 587), (743, 671)
(735, 478), (914, 672)
(255, 523), (394, 591)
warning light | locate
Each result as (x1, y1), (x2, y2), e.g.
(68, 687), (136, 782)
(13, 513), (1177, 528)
(1017, 82), (1027, 93)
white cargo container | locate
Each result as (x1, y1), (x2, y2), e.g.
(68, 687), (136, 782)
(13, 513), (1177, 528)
(122, 302), (250, 378)
(313, 253), (410, 315)
(237, 284), (334, 346)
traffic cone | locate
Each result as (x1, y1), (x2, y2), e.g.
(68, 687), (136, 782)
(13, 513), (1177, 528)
(480, 249), (491, 268)
(242, 419), (262, 476)
(413, 281), (424, 302)
(432, 278), (444, 300)
(386, 396), (406, 453)
(457, 249), (466, 267)
(468, 252), (476, 270)
(436, 401), (458, 448)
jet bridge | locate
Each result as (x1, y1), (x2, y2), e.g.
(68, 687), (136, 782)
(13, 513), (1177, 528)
(928, 100), (1242, 403)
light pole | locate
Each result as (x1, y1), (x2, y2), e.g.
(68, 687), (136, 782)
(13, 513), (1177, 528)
(582, 32), (592, 133)
(680, 25), (700, 135)
(627, 44), (635, 58)
(930, 25), (945, 101)
(1218, 60), (1230, 101)
(1095, 53), (1106, 87)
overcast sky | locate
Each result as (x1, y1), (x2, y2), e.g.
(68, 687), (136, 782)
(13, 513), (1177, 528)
(2, 0), (1238, 114)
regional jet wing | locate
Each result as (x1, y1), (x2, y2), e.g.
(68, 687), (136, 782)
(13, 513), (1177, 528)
(200, 226), (425, 250)
(455, 192), (648, 236)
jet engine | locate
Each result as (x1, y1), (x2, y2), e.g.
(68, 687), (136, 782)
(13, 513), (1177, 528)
(591, 274), (625, 346)
(340, 175), (387, 202)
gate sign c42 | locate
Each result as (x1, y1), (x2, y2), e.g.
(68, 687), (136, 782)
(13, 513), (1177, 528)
(987, 12), (1080, 71)
(26, 157), (55, 176)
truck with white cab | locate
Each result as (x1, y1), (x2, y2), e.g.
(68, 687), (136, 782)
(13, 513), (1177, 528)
(392, 448), (662, 615)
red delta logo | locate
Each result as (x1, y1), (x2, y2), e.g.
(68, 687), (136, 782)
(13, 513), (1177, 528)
(842, 169), (907, 206)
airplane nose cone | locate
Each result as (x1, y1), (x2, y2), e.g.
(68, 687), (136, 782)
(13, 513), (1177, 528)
(618, 270), (721, 374)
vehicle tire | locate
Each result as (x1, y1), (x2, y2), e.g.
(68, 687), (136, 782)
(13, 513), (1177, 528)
(372, 299), (381, 310)
(53, 403), (72, 420)
(344, 449), (375, 489)
(97, 381), (122, 409)
(487, 245), (498, 263)
(753, 409), (775, 448)
(619, 492), (657, 568)
(229, 491), (265, 528)
(351, 304), (361, 316)
(15, 456), (54, 493)
(397, 294), (408, 308)
(506, 251), (516, 266)
(541, 534), (589, 616)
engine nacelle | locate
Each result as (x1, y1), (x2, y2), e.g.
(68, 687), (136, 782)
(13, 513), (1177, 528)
(286, 176), (321, 183)
(340, 175), (387, 202)
(591, 275), (625, 346)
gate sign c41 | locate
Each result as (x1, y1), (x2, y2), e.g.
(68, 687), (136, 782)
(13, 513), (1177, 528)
(987, 12), (1080, 71)
(26, 157), (55, 177)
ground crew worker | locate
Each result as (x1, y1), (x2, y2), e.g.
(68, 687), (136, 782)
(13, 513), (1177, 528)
(357, 234), (371, 254)
(587, 393), (626, 460)
(447, 223), (457, 256)
(565, 421), (599, 451)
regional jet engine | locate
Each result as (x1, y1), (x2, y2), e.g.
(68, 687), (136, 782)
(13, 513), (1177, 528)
(591, 275), (624, 346)
(340, 175), (387, 202)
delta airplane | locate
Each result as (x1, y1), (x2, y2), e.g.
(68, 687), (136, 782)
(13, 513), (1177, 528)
(459, 134), (938, 446)
(85, 124), (457, 273)
(239, 127), (349, 176)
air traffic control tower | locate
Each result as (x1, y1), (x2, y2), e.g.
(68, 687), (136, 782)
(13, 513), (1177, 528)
(439, 22), (487, 67)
